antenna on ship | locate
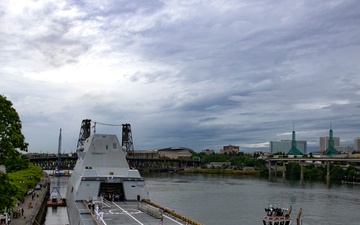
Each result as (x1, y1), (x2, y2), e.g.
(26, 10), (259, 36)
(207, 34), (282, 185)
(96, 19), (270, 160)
(122, 123), (134, 157)
(76, 119), (92, 150)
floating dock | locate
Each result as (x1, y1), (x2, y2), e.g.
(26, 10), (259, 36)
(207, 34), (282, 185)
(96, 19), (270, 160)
(46, 187), (66, 207)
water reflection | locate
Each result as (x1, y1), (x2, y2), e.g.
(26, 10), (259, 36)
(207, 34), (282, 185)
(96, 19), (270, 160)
(44, 173), (69, 225)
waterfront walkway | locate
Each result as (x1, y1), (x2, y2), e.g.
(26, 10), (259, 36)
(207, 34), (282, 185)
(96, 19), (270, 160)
(11, 173), (49, 225)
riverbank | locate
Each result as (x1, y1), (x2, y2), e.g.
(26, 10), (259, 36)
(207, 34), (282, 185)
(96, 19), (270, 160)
(181, 168), (260, 175)
(11, 172), (50, 225)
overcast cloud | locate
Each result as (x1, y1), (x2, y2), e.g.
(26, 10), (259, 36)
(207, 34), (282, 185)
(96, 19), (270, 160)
(1, 0), (360, 153)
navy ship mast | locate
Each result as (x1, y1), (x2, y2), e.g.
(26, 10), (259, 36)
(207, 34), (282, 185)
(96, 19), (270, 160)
(76, 119), (91, 149)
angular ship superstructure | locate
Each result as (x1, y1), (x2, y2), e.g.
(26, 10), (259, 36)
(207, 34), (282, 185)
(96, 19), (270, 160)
(66, 133), (151, 225)
(66, 119), (201, 225)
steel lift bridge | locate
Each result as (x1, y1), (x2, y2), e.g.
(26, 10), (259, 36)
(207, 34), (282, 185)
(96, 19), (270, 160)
(76, 119), (134, 154)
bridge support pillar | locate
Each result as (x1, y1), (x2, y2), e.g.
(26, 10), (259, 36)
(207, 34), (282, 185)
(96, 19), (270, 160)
(300, 162), (304, 183)
(282, 162), (286, 181)
(274, 162), (277, 180)
(326, 161), (330, 184)
(268, 161), (272, 180)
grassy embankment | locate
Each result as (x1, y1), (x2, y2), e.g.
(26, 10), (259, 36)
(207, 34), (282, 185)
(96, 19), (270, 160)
(8, 164), (43, 201)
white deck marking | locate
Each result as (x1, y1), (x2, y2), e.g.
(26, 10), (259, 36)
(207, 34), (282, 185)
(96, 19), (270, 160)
(112, 202), (145, 225)
(100, 218), (107, 225)
(163, 214), (184, 225)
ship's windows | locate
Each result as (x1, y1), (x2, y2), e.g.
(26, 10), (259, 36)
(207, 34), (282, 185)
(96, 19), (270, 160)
(106, 145), (108, 150)
(113, 143), (117, 149)
(109, 172), (114, 175)
(71, 187), (74, 193)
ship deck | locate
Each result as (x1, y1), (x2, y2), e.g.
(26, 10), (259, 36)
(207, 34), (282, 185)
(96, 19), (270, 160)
(76, 200), (189, 225)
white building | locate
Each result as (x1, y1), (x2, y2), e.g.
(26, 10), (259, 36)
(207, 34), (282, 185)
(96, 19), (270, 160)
(320, 136), (340, 151)
(335, 146), (353, 154)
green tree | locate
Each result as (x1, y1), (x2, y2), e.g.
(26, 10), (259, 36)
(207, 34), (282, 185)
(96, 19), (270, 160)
(0, 95), (28, 166)
(0, 173), (18, 212)
(5, 154), (29, 173)
(286, 162), (301, 179)
(330, 165), (346, 180)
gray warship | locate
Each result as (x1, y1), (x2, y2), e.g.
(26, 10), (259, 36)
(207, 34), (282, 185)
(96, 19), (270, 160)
(66, 121), (200, 225)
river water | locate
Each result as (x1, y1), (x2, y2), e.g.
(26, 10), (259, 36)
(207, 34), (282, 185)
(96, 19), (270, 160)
(44, 172), (360, 225)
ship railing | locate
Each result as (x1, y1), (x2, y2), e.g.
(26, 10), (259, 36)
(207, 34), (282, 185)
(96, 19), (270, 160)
(141, 199), (202, 225)
(138, 201), (163, 219)
(81, 200), (103, 225)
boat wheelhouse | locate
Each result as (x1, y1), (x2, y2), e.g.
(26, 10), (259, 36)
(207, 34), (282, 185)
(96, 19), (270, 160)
(262, 206), (291, 225)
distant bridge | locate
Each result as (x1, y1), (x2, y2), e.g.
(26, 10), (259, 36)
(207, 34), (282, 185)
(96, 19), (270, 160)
(265, 157), (360, 182)
(28, 154), (201, 171)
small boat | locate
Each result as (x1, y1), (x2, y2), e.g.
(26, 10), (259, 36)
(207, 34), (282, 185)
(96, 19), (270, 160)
(46, 187), (66, 207)
(262, 205), (302, 225)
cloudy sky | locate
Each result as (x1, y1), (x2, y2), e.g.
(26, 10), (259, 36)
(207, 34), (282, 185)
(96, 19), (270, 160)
(1, 0), (360, 154)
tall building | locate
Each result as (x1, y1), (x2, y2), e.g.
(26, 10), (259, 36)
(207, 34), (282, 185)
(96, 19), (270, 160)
(354, 137), (360, 151)
(320, 136), (340, 151)
(269, 140), (307, 154)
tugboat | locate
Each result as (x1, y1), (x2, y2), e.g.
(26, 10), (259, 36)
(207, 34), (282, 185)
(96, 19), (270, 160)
(262, 205), (302, 225)
(49, 169), (71, 177)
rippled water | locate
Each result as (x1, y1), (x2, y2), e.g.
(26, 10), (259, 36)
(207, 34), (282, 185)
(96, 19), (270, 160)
(44, 172), (360, 225)
(44, 175), (69, 225)
(145, 173), (360, 225)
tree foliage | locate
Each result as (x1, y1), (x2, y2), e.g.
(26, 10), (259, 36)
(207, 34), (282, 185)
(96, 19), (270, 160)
(0, 173), (18, 212)
(0, 164), (42, 212)
(0, 95), (32, 212)
(286, 162), (301, 179)
(197, 152), (266, 171)
(5, 154), (30, 173)
(0, 95), (28, 166)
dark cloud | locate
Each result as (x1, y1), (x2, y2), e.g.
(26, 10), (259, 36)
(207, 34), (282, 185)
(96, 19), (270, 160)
(0, 0), (359, 153)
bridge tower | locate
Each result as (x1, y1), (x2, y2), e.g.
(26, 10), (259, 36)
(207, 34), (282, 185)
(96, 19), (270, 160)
(77, 119), (91, 149)
(122, 123), (134, 156)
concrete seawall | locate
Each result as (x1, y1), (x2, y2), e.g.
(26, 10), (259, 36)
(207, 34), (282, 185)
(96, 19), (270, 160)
(26, 172), (50, 225)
